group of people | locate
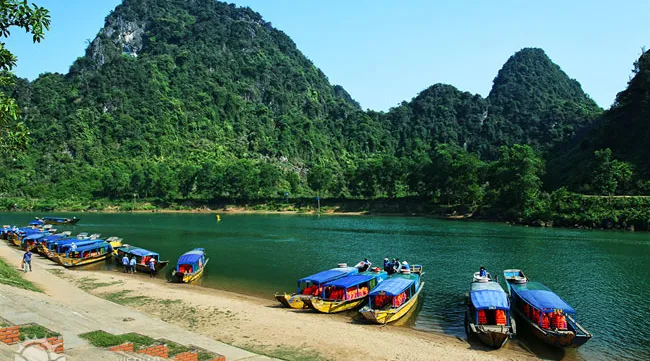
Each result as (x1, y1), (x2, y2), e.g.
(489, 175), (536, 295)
(383, 258), (410, 274)
(121, 254), (157, 278)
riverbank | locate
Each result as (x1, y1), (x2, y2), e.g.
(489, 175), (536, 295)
(0, 245), (540, 360)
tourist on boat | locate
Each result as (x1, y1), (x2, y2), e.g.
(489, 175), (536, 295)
(129, 256), (137, 274)
(401, 261), (410, 271)
(22, 250), (32, 272)
(148, 258), (156, 278)
(393, 258), (401, 272)
(121, 254), (129, 273)
(357, 258), (372, 272)
(70, 242), (77, 252)
(383, 258), (391, 273)
(479, 266), (487, 278)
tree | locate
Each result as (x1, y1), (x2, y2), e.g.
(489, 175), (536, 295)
(590, 148), (634, 196)
(1, 0), (50, 153)
(307, 164), (333, 196)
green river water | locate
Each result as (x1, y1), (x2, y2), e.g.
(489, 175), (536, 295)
(2, 212), (648, 361)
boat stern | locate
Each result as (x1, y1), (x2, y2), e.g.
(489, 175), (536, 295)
(274, 293), (308, 309)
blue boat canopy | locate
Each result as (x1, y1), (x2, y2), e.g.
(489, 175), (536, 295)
(369, 277), (414, 296)
(298, 267), (357, 285)
(121, 247), (159, 257)
(177, 249), (204, 264)
(72, 242), (111, 252)
(29, 220), (44, 226)
(324, 274), (375, 288)
(513, 281), (575, 314)
(23, 233), (46, 241)
(470, 282), (509, 310)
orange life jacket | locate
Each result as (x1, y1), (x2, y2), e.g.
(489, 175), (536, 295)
(558, 315), (568, 330)
(542, 314), (550, 329)
(478, 310), (487, 324)
(495, 310), (507, 325)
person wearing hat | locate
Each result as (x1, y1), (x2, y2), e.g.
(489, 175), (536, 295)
(401, 260), (410, 271)
(148, 258), (157, 278)
(392, 258), (401, 273)
(479, 266), (487, 278)
(356, 258), (372, 272)
(383, 258), (392, 274)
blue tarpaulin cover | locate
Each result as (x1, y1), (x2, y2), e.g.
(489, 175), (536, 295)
(369, 276), (415, 296)
(470, 282), (509, 310)
(177, 249), (204, 264)
(298, 267), (357, 284)
(73, 242), (111, 252)
(120, 247), (158, 257)
(512, 281), (575, 314)
(324, 274), (375, 288)
(23, 233), (46, 241)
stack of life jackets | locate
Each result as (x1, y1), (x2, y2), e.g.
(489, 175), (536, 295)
(550, 311), (568, 330)
(373, 295), (391, 308)
(346, 288), (359, 300)
(329, 288), (345, 300)
(477, 310), (487, 324)
(393, 292), (408, 307)
(495, 310), (507, 325)
(302, 285), (322, 296)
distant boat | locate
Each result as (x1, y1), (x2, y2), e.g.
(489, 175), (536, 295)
(503, 269), (592, 348)
(52, 241), (113, 267)
(274, 264), (358, 309)
(465, 271), (514, 348)
(304, 268), (389, 313)
(171, 248), (209, 283)
(114, 245), (169, 273)
(359, 265), (424, 324)
(35, 216), (80, 226)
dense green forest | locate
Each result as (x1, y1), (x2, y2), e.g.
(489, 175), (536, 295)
(1, 0), (649, 230)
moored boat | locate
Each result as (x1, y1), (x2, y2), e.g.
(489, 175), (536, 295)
(304, 267), (388, 313)
(359, 265), (424, 324)
(114, 245), (169, 273)
(503, 269), (592, 348)
(52, 241), (113, 267)
(274, 264), (358, 309)
(171, 248), (209, 283)
(465, 270), (514, 348)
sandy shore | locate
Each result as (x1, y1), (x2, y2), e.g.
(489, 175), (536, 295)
(38, 266), (537, 361)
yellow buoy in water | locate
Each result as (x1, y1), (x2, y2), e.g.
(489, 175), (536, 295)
(216, 214), (221, 222)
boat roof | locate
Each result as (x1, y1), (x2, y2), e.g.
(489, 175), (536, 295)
(29, 220), (44, 226)
(298, 267), (358, 284)
(177, 248), (205, 264)
(118, 246), (159, 257)
(470, 282), (509, 310)
(74, 242), (111, 252)
(512, 281), (575, 314)
(324, 273), (377, 288)
(369, 275), (416, 296)
(23, 233), (47, 241)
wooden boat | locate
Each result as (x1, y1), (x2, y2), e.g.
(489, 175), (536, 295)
(8, 227), (50, 247)
(274, 264), (359, 309)
(503, 269), (592, 348)
(359, 265), (424, 324)
(34, 216), (80, 225)
(171, 248), (209, 283)
(465, 271), (514, 348)
(304, 267), (388, 313)
(114, 245), (169, 273)
(52, 241), (113, 267)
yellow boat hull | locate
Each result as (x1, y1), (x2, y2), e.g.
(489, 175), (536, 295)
(9, 234), (21, 247)
(53, 252), (112, 268)
(305, 297), (366, 313)
(274, 293), (310, 309)
(360, 282), (425, 324)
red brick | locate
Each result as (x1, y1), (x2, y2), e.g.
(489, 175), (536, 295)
(174, 351), (198, 361)
(47, 337), (58, 342)
(109, 342), (134, 352)
(210, 356), (226, 361)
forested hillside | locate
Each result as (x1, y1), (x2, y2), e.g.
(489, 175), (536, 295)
(1, 0), (611, 217)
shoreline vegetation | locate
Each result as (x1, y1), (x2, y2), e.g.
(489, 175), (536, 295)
(2, 191), (649, 232)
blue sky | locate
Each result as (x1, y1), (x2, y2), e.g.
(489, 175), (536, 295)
(4, 0), (649, 111)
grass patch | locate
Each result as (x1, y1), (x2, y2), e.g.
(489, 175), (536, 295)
(77, 277), (123, 290)
(244, 344), (331, 361)
(102, 290), (152, 306)
(164, 340), (191, 357)
(0, 257), (41, 292)
(79, 330), (156, 349)
(197, 350), (219, 361)
(19, 325), (59, 341)
(47, 269), (64, 276)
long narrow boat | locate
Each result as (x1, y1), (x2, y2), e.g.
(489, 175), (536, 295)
(304, 268), (388, 313)
(359, 265), (424, 324)
(8, 227), (49, 247)
(34, 216), (80, 225)
(465, 271), (514, 348)
(114, 245), (169, 273)
(52, 241), (113, 267)
(503, 269), (592, 348)
(275, 264), (358, 309)
(171, 248), (209, 283)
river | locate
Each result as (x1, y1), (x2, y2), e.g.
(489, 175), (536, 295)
(2, 212), (648, 361)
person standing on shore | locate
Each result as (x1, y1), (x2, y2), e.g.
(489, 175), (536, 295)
(129, 256), (137, 274)
(22, 250), (33, 272)
(121, 254), (129, 273)
(148, 258), (157, 278)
